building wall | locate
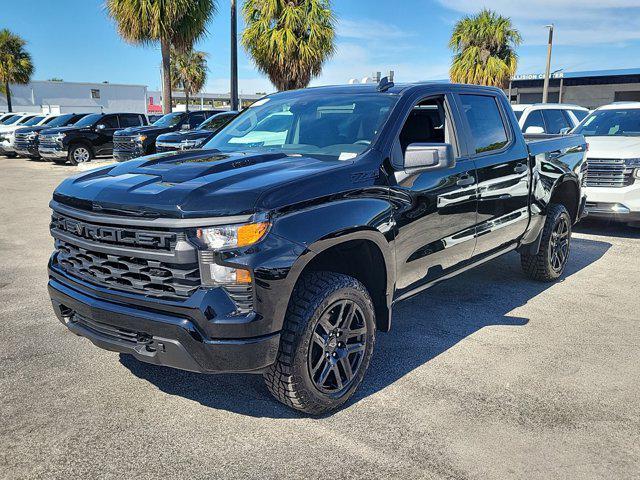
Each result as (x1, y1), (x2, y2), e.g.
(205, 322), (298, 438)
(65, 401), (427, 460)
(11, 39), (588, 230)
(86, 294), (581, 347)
(0, 81), (148, 114)
(509, 83), (640, 109)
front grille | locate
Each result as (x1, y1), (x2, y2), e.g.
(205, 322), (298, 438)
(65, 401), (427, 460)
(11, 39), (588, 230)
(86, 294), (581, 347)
(14, 132), (36, 151)
(39, 136), (59, 149)
(156, 142), (179, 153)
(51, 211), (201, 299)
(585, 158), (635, 188)
(114, 136), (140, 152)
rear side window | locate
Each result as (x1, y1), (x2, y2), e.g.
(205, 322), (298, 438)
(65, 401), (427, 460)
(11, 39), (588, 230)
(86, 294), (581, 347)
(119, 114), (143, 128)
(460, 94), (508, 153)
(542, 110), (571, 134)
(522, 110), (545, 132)
(100, 115), (119, 128)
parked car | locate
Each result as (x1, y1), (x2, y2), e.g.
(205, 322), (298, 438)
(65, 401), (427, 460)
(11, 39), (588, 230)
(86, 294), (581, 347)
(573, 102), (640, 226)
(113, 110), (223, 161)
(39, 112), (148, 165)
(14, 113), (88, 160)
(155, 111), (238, 152)
(0, 112), (18, 124)
(47, 82), (586, 414)
(0, 113), (49, 157)
(512, 103), (589, 134)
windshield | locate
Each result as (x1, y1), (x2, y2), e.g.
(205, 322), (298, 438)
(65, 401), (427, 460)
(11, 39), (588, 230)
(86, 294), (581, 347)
(45, 114), (74, 127)
(153, 112), (185, 127)
(574, 109), (640, 136)
(1, 115), (21, 125)
(74, 114), (103, 127)
(204, 94), (398, 159)
(23, 116), (45, 126)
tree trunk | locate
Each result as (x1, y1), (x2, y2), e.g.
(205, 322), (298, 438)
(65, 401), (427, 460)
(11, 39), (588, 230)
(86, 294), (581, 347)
(5, 81), (12, 112)
(185, 89), (189, 112)
(161, 38), (172, 114)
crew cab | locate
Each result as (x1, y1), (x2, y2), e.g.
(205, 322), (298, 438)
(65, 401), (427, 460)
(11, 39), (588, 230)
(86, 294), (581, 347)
(39, 113), (148, 165)
(47, 82), (587, 414)
(113, 110), (222, 161)
(155, 111), (238, 152)
(14, 113), (88, 160)
(0, 113), (53, 157)
(574, 102), (640, 225)
(512, 103), (589, 135)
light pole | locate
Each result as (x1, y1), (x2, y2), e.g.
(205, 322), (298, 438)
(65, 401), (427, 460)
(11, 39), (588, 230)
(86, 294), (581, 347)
(230, 0), (239, 111)
(542, 24), (554, 103)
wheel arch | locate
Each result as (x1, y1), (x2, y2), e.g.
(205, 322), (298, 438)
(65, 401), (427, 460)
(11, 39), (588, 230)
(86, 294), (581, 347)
(549, 177), (580, 223)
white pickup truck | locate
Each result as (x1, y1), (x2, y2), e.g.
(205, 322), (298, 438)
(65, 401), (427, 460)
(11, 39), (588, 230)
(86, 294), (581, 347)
(573, 102), (640, 226)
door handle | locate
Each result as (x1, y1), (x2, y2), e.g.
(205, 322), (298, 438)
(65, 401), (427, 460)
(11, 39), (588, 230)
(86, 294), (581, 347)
(456, 175), (475, 187)
(514, 163), (528, 174)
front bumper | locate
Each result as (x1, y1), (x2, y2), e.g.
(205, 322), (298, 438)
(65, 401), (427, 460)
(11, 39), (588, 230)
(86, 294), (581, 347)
(113, 146), (146, 162)
(39, 146), (68, 159)
(49, 274), (280, 374)
(584, 183), (640, 221)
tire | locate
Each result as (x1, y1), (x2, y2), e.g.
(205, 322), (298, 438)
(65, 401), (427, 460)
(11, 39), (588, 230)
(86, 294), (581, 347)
(263, 272), (376, 415)
(68, 144), (93, 165)
(4, 152), (17, 158)
(521, 204), (572, 282)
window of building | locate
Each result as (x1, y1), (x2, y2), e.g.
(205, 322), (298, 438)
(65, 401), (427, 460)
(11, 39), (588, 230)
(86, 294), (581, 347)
(91, 89), (101, 99)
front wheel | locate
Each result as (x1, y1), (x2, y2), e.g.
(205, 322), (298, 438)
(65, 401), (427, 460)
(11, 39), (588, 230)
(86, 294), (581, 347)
(263, 272), (376, 415)
(68, 144), (93, 165)
(521, 204), (572, 281)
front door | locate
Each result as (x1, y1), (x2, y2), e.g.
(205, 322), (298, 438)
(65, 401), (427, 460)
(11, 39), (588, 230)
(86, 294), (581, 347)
(389, 94), (478, 299)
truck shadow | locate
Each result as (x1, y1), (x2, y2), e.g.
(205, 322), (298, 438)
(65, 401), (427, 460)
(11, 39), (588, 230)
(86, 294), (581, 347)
(119, 236), (611, 418)
(575, 219), (640, 239)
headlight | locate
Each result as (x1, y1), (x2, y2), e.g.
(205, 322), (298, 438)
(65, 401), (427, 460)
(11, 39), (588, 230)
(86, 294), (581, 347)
(136, 134), (147, 142)
(180, 138), (205, 149)
(53, 133), (66, 144)
(197, 222), (269, 250)
(196, 221), (270, 287)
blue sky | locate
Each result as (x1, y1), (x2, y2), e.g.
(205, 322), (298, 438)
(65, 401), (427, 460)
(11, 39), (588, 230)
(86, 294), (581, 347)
(4, 0), (640, 94)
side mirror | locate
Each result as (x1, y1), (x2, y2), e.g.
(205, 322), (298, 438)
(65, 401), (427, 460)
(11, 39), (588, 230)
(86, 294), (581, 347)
(404, 143), (455, 172)
(525, 126), (545, 134)
(559, 127), (571, 135)
(181, 124), (191, 131)
(96, 124), (106, 131)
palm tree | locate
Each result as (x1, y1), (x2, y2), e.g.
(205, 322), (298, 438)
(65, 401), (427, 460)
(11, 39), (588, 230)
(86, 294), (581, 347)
(0, 29), (34, 112)
(242, 0), (336, 91)
(106, 0), (215, 114)
(449, 9), (521, 88)
(171, 47), (208, 111)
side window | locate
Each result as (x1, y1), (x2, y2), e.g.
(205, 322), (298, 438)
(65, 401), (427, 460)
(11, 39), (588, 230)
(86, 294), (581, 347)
(460, 94), (508, 153)
(570, 109), (588, 122)
(118, 114), (141, 128)
(398, 96), (448, 154)
(542, 110), (570, 134)
(189, 112), (207, 128)
(100, 115), (119, 129)
(522, 110), (545, 132)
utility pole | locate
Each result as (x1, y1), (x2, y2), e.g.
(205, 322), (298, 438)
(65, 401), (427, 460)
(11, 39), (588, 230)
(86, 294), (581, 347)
(542, 24), (554, 104)
(230, 0), (239, 111)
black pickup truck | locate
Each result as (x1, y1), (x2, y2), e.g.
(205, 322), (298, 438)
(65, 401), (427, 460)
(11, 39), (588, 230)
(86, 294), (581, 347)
(113, 110), (222, 161)
(39, 113), (148, 165)
(47, 82), (587, 414)
(155, 111), (238, 152)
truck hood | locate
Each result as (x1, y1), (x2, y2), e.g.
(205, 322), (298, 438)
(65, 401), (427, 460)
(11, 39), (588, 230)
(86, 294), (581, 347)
(156, 130), (212, 143)
(41, 126), (92, 135)
(53, 149), (347, 218)
(585, 136), (640, 159)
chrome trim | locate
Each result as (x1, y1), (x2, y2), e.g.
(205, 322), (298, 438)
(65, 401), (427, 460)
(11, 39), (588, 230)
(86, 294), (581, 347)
(50, 200), (255, 228)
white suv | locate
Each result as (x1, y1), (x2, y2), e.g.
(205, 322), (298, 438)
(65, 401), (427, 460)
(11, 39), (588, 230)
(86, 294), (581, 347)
(573, 102), (640, 226)
(512, 103), (589, 135)
(0, 113), (57, 157)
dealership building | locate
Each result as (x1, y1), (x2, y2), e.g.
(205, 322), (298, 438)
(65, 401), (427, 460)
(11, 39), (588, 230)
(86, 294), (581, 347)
(507, 68), (640, 109)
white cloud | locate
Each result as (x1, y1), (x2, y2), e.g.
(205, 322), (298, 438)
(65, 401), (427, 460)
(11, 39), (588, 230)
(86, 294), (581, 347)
(439, 0), (640, 46)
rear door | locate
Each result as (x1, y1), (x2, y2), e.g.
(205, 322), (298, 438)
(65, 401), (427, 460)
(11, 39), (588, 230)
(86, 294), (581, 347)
(95, 114), (120, 154)
(455, 92), (531, 258)
(390, 93), (478, 297)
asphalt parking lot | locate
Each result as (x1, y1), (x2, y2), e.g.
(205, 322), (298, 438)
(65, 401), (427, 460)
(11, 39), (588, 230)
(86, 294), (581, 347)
(1, 157), (638, 480)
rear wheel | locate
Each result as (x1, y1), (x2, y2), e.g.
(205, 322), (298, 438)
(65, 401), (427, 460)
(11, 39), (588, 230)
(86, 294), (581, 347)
(68, 144), (93, 165)
(521, 204), (572, 281)
(263, 272), (376, 415)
